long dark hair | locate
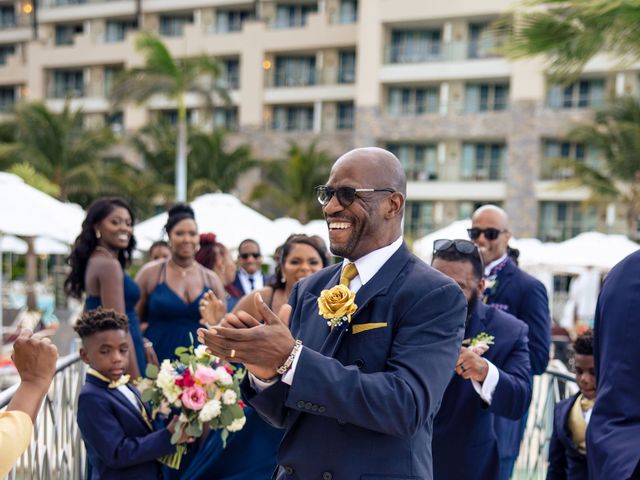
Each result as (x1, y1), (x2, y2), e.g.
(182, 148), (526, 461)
(272, 234), (329, 291)
(65, 197), (136, 299)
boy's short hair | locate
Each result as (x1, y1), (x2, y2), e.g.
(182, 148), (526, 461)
(573, 328), (594, 356)
(74, 308), (129, 339)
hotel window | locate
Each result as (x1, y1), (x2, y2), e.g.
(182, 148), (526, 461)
(218, 58), (240, 90)
(338, 50), (356, 84)
(336, 102), (354, 130)
(547, 79), (605, 109)
(103, 65), (123, 97)
(0, 45), (15, 65)
(541, 140), (601, 180)
(274, 56), (316, 87)
(51, 70), (84, 98)
(55, 23), (83, 46)
(405, 201), (435, 237)
(464, 83), (509, 112)
(271, 105), (314, 131)
(389, 29), (441, 63)
(387, 143), (438, 181)
(388, 86), (439, 115)
(274, 3), (317, 28)
(214, 107), (238, 131)
(104, 19), (137, 43)
(54, 0), (87, 5)
(215, 9), (252, 33)
(0, 86), (16, 112)
(468, 23), (503, 59)
(159, 14), (193, 37)
(461, 143), (505, 181)
(158, 109), (195, 125)
(539, 201), (598, 241)
(0, 6), (15, 28)
(338, 0), (357, 23)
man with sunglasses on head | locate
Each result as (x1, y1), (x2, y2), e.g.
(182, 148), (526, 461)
(232, 238), (268, 297)
(431, 239), (532, 480)
(469, 205), (551, 480)
(198, 147), (467, 480)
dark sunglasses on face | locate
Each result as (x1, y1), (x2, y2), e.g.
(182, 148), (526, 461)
(239, 252), (261, 260)
(467, 227), (507, 241)
(315, 185), (396, 207)
(433, 239), (484, 268)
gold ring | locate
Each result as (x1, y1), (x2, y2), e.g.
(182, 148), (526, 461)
(230, 349), (236, 358)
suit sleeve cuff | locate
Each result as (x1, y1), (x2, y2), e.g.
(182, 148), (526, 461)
(472, 359), (499, 404)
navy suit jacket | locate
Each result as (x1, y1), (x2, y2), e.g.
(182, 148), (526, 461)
(587, 250), (640, 480)
(433, 301), (532, 480)
(77, 374), (176, 480)
(232, 270), (269, 298)
(547, 394), (588, 480)
(242, 243), (467, 480)
(487, 258), (551, 459)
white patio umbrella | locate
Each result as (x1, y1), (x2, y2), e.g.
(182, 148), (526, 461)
(0, 172), (84, 333)
(0, 235), (70, 255)
(135, 193), (283, 255)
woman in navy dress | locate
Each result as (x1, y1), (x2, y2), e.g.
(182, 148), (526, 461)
(65, 197), (149, 377)
(184, 234), (328, 479)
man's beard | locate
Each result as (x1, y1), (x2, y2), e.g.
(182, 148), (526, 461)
(330, 218), (362, 259)
(466, 289), (479, 328)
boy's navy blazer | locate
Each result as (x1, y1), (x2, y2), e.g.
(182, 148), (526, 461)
(547, 393), (588, 480)
(77, 374), (175, 480)
(587, 250), (640, 480)
(242, 243), (467, 480)
(433, 301), (532, 480)
(487, 258), (551, 461)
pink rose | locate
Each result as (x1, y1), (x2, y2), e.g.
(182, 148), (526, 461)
(194, 366), (218, 385)
(181, 385), (207, 411)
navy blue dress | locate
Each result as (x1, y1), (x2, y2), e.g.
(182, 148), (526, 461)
(183, 290), (283, 480)
(85, 273), (146, 374)
(143, 262), (209, 363)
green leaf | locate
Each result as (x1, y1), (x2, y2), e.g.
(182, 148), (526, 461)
(220, 429), (229, 448)
(227, 404), (244, 419)
(186, 421), (203, 438)
(174, 346), (189, 356)
(170, 421), (183, 445)
(145, 363), (159, 379)
(140, 388), (154, 402)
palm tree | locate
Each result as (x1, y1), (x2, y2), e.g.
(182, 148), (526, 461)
(110, 32), (229, 202)
(250, 142), (332, 223)
(554, 96), (640, 239)
(0, 101), (115, 202)
(500, 0), (640, 80)
(188, 129), (257, 197)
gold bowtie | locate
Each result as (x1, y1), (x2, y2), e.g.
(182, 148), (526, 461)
(88, 367), (130, 389)
(340, 263), (358, 286)
(580, 395), (595, 412)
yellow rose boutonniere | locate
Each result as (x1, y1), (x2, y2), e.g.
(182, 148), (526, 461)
(317, 284), (358, 329)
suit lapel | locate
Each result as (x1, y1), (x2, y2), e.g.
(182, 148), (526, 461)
(110, 386), (153, 431)
(490, 259), (515, 301)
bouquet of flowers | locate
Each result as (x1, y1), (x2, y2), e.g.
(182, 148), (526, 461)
(138, 342), (247, 469)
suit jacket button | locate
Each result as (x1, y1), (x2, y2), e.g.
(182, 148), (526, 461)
(305, 401), (313, 409)
(354, 359), (365, 368)
(311, 404), (319, 411)
(322, 472), (333, 480)
(284, 465), (294, 475)
(296, 400), (305, 408)
(318, 405), (326, 413)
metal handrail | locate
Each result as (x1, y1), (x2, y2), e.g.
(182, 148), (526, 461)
(1, 352), (87, 479)
(514, 364), (579, 479)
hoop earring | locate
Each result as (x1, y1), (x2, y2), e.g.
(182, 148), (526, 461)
(95, 230), (101, 239)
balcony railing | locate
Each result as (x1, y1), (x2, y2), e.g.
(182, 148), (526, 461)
(265, 67), (355, 88)
(384, 38), (505, 64)
(0, 352), (87, 479)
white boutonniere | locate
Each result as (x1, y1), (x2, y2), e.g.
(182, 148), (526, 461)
(462, 332), (495, 356)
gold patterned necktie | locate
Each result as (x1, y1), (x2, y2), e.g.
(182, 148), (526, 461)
(87, 367), (130, 389)
(580, 396), (595, 412)
(340, 263), (358, 287)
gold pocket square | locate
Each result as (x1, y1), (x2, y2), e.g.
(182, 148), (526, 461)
(352, 322), (388, 334)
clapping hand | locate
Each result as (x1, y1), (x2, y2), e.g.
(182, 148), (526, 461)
(199, 290), (227, 326)
(197, 293), (293, 381)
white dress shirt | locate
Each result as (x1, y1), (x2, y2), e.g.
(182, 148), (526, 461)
(251, 236), (404, 391)
(238, 268), (264, 293)
(116, 385), (140, 409)
(484, 253), (508, 278)
(471, 360), (499, 404)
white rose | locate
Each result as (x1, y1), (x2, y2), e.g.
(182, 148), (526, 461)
(194, 345), (209, 359)
(221, 390), (237, 405)
(227, 416), (246, 432)
(215, 367), (233, 386)
(198, 399), (222, 422)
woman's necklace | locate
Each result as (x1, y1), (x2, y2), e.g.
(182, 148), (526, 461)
(169, 259), (195, 278)
(95, 245), (117, 258)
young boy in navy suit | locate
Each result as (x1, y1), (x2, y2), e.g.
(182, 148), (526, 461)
(547, 329), (595, 480)
(75, 308), (190, 479)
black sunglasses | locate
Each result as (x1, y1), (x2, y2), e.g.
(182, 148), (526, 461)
(315, 185), (396, 207)
(467, 227), (507, 241)
(433, 239), (484, 269)
(239, 252), (261, 260)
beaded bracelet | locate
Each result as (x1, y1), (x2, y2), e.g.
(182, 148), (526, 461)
(276, 339), (303, 375)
